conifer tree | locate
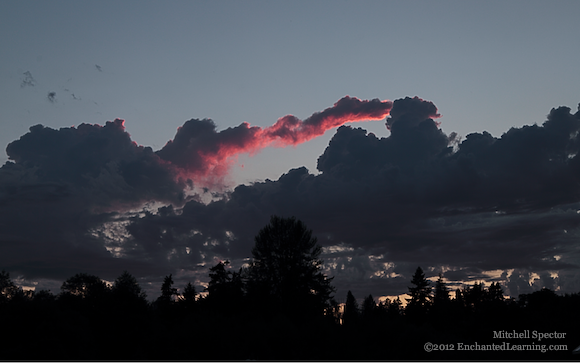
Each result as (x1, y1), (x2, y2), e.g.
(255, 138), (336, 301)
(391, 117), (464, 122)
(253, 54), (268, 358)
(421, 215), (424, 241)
(206, 260), (244, 311)
(157, 274), (178, 305)
(405, 266), (432, 321)
(388, 296), (403, 318)
(361, 294), (376, 320)
(343, 290), (359, 326)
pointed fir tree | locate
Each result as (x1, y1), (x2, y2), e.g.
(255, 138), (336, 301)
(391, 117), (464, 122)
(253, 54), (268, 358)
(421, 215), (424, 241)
(156, 274), (178, 307)
(388, 296), (403, 319)
(361, 294), (377, 321)
(432, 273), (451, 316)
(405, 267), (432, 321)
(343, 290), (359, 327)
(180, 282), (197, 311)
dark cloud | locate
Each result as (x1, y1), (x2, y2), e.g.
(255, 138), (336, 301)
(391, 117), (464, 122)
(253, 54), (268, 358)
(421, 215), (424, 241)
(2, 97), (580, 301)
(47, 91), (57, 103)
(5, 119), (185, 209)
(0, 119), (186, 285)
(21, 71), (36, 87)
(156, 118), (262, 187)
(386, 96), (441, 131)
(122, 98), (580, 299)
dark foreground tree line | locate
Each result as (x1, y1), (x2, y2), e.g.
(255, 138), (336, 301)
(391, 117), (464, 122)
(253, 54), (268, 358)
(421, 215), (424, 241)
(0, 216), (579, 360)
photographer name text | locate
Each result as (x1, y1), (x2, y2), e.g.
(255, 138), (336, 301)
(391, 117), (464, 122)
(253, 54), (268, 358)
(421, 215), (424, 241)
(493, 330), (566, 341)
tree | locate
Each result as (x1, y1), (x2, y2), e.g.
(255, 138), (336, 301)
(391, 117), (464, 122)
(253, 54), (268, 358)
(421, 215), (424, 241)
(405, 266), (432, 321)
(0, 270), (18, 303)
(59, 273), (109, 311)
(325, 298), (342, 324)
(60, 273), (108, 298)
(32, 289), (57, 311)
(179, 282), (197, 311)
(487, 282), (504, 302)
(112, 271), (146, 299)
(387, 296), (403, 319)
(433, 273), (450, 304)
(206, 260), (244, 311)
(431, 273), (451, 317)
(464, 282), (486, 313)
(246, 216), (335, 318)
(111, 271), (147, 311)
(157, 274), (178, 305)
(361, 294), (377, 321)
(342, 290), (359, 326)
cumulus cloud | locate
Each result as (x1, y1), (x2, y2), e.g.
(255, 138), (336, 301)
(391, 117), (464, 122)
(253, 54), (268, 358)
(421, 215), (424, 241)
(123, 98), (580, 299)
(5, 119), (185, 209)
(0, 119), (186, 284)
(156, 96), (392, 188)
(2, 96), (580, 301)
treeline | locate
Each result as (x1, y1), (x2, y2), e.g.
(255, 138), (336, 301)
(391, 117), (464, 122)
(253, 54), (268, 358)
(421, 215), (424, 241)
(0, 217), (579, 360)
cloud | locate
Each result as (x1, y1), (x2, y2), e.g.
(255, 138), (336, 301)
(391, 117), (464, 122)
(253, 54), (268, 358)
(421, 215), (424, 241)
(21, 71), (36, 87)
(156, 96), (392, 188)
(386, 96), (441, 131)
(124, 98), (580, 299)
(1, 96), (580, 301)
(0, 119), (186, 283)
(47, 91), (56, 103)
(5, 119), (185, 209)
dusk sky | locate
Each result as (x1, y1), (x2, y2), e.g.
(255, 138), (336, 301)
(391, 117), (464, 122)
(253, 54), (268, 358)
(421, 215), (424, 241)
(1, 0), (580, 301)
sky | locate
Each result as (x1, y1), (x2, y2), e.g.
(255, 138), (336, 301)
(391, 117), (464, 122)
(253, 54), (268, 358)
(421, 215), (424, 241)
(1, 0), (580, 301)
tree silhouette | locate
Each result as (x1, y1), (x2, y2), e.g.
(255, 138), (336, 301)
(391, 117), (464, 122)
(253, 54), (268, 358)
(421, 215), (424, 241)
(246, 216), (335, 318)
(59, 273), (109, 312)
(111, 271), (147, 312)
(464, 282), (486, 313)
(519, 287), (559, 311)
(60, 273), (108, 298)
(433, 273), (449, 303)
(487, 282), (504, 302)
(361, 294), (377, 321)
(157, 274), (178, 306)
(206, 260), (244, 312)
(0, 263), (577, 360)
(32, 289), (56, 305)
(325, 298), (342, 324)
(431, 273), (451, 317)
(405, 266), (431, 321)
(179, 282), (197, 311)
(387, 296), (403, 319)
(0, 270), (18, 303)
(343, 290), (359, 326)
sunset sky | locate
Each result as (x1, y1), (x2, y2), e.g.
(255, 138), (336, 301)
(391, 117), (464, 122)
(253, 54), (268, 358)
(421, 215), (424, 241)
(1, 0), (580, 301)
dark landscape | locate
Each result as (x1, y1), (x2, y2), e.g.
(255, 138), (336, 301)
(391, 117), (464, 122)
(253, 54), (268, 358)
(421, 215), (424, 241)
(1, 216), (578, 361)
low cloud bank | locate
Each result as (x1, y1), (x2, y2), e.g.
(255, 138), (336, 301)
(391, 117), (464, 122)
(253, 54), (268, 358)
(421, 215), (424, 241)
(2, 96), (579, 300)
